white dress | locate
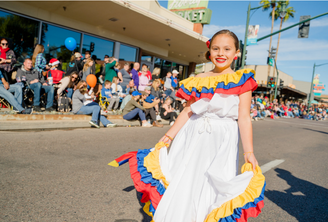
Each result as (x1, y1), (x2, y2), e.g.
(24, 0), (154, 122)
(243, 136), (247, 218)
(109, 69), (265, 222)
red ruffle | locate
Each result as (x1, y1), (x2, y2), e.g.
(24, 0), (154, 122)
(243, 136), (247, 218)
(176, 78), (258, 101)
(236, 200), (264, 222)
(129, 154), (162, 209)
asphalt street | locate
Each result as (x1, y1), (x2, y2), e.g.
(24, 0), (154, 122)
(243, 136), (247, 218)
(1, 118), (327, 222)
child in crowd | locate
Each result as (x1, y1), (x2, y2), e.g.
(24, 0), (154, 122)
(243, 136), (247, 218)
(101, 80), (120, 113)
(138, 66), (150, 91)
(160, 97), (177, 126)
(47, 58), (65, 85)
(80, 86), (94, 106)
(111, 76), (126, 98)
(163, 71), (173, 97)
(171, 69), (179, 89)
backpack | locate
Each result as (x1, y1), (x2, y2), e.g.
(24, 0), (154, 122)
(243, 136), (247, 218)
(48, 70), (65, 84)
(58, 95), (70, 112)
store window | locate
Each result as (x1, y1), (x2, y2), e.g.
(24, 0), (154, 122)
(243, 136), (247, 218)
(41, 23), (81, 69)
(119, 44), (137, 62)
(0, 10), (40, 66)
(82, 34), (114, 60)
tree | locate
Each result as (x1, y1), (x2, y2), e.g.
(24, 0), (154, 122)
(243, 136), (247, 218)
(271, 1), (295, 77)
(260, 0), (277, 80)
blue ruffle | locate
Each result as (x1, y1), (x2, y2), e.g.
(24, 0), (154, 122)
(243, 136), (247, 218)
(180, 71), (255, 98)
(136, 149), (166, 195)
(218, 182), (266, 222)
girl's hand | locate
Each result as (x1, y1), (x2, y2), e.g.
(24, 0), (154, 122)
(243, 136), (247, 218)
(158, 135), (172, 146)
(244, 153), (258, 170)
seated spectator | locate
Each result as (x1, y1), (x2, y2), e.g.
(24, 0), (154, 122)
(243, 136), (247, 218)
(115, 63), (123, 82)
(140, 90), (162, 127)
(111, 76), (126, 98)
(72, 80), (116, 128)
(120, 62), (132, 93)
(126, 80), (136, 94)
(81, 51), (96, 74)
(139, 64), (152, 80)
(144, 86), (159, 113)
(47, 58), (65, 85)
(151, 67), (160, 81)
(66, 53), (83, 76)
(151, 79), (165, 99)
(120, 89), (134, 110)
(57, 71), (79, 99)
(80, 86), (94, 106)
(101, 80), (120, 113)
(122, 91), (152, 127)
(0, 70), (32, 114)
(163, 71), (173, 97)
(82, 58), (94, 81)
(138, 66), (150, 91)
(16, 58), (55, 112)
(171, 69), (179, 89)
(160, 97), (177, 126)
(0, 38), (16, 82)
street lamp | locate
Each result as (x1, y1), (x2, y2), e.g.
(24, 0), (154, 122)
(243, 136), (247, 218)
(279, 1), (287, 19)
(308, 62), (328, 112)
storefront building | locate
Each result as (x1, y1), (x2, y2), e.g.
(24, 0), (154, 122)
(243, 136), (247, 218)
(0, 1), (209, 79)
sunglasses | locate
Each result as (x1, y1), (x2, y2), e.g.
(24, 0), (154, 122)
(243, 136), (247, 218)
(1, 43), (8, 46)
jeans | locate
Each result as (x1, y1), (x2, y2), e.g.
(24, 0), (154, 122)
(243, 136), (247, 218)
(165, 89), (172, 97)
(67, 88), (73, 99)
(145, 107), (156, 123)
(0, 84), (24, 112)
(29, 82), (54, 108)
(287, 111), (295, 118)
(77, 102), (112, 126)
(123, 108), (146, 121)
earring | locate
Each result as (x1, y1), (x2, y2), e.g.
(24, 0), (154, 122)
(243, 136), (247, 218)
(234, 56), (238, 60)
(209, 55), (211, 59)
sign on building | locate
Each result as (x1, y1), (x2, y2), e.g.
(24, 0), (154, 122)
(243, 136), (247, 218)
(247, 25), (260, 46)
(168, 0), (212, 24)
(313, 74), (325, 97)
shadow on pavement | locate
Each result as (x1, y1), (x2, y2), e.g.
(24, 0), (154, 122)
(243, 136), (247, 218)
(136, 191), (152, 222)
(265, 168), (328, 222)
(302, 128), (328, 135)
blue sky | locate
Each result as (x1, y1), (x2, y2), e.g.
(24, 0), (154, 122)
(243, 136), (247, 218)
(159, 1), (328, 87)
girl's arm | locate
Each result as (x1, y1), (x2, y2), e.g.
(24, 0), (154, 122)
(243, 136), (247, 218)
(238, 91), (258, 170)
(159, 98), (194, 144)
(117, 71), (123, 82)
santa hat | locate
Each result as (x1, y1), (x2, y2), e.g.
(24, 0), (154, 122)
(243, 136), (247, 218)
(49, 58), (60, 66)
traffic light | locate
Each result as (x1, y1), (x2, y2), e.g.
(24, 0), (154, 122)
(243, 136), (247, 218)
(267, 76), (276, 88)
(298, 15), (310, 38)
(90, 42), (95, 52)
(279, 79), (284, 89)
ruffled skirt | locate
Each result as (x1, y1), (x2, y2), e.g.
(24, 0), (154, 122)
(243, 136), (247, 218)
(109, 115), (265, 222)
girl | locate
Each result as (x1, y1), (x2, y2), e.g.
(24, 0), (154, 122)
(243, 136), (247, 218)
(82, 58), (94, 81)
(122, 91), (153, 127)
(138, 65), (150, 91)
(110, 30), (265, 221)
(114, 63), (123, 82)
(160, 97), (177, 126)
(57, 71), (79, 99)
(111, 76), (126, 99)
(32, 44), (47, 77)
(151, 67), (160, 80)
(66, 52), (83, 76)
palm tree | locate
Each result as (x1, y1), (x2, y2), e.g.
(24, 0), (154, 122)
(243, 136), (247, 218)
(272, 1), (295, 77)
(260, 0), (277, 80)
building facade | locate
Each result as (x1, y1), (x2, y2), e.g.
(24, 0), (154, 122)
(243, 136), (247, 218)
(0, 1), (209, 79)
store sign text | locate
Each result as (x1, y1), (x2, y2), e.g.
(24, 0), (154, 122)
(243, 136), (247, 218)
(174, 8), (212, 24)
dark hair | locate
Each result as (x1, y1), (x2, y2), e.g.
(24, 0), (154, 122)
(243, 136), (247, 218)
(68, 71), (79, 88)
(85, 50), (91, 55)
(104, 54), (109, 58)
(0, 38), (8, 43)
(205, 30), (239, 61)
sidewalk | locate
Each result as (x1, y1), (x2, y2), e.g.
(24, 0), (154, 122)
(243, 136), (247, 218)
(0, 111), (170, 131)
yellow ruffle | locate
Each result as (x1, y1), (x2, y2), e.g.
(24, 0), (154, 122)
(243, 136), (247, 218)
(179, 68), (255, 91)
(143, 201), (154, 222)
(143, 142), (170, 189)
(204, 163), (265, 222)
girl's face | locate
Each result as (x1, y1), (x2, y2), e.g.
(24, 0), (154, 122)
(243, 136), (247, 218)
(156, 82), (160, 87)
(71, 74), (78, 82)
(210, 34), (239, 71)
(1, 40), (8, 49)
(89, 61), (93, 66)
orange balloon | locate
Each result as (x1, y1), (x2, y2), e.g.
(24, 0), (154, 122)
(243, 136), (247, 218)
(86, 74), (97, 87)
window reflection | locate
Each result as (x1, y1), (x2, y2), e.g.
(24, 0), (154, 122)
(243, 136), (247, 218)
(119, 44), (137, 62)
(0, 10), (40, 66)
(41, 23), (81, 67)
(82, 34), (114, 60)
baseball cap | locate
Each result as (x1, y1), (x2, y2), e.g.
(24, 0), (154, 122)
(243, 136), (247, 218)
(74, 52), (82, 58)
(132, 91), (142, 96)
(172, 69), (179, 74)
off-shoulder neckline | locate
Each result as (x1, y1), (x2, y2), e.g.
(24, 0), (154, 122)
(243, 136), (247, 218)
(189, 69), (253, 79)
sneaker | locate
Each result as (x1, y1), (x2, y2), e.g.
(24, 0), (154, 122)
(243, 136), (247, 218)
(142, 122), (153, 128)
(170, 121), (175, 126)
(89, 120), (100, 128)
(106, 123), (117, 127)
(117, 109), (123, 115)
(20, 108), (33, 115)
(152, 121), (163, 128)
(255, 117), (258, 121)
(156, 115), (162, 121)
(101, 110), (108, 115)
(33, 106), (42, 112)
(45, 107), (56, 112)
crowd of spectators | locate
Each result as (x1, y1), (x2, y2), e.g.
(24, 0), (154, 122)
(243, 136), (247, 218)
(0, 38), (326, 129)
(250, 94), (327, 121)
(0, 39), (184, 128)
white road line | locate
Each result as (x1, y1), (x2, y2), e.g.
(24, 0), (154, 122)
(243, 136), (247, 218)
(260, 159), (285, 174)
